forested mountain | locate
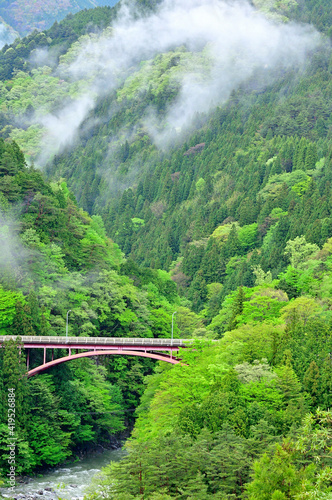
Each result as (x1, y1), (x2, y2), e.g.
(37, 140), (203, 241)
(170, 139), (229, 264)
(0, 0), (332, 498)
(0, 20), (17, 49)
(0, 139), (181, 474)
(0, 0), (119, 36)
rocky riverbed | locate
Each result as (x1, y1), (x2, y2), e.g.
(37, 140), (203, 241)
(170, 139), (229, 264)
(1, 447), (126, 500)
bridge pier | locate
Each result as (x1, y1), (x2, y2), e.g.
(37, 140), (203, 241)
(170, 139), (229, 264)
(27, 349), (29, 370)
(43, 347), (46, 365)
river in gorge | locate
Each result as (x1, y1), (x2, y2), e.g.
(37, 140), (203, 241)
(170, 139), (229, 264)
(1, 447), (126, 500)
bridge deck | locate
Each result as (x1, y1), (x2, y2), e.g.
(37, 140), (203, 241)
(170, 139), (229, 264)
(0, 336), (192, 376)
(0, 336), (189, 348)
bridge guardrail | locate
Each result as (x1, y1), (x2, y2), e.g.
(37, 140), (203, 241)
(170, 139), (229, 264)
(0, 336), (190, 347)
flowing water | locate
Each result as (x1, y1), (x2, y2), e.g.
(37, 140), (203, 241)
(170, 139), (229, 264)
(1, 447), (126, 500)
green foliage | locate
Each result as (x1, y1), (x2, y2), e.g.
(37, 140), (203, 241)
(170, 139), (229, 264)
(247, 410), (332, 500)
(0, 1), (119, 38)
(252, 265), (273, 286)
(284, 236), (319, 268)
(26, 375), (72, 467)
(238, 223), (258, 251)
(0, 287), (24, 332)
(88, 328), (332, 498)
(0, 139), (183, 473)
(0, 0), (332, 490)
(259, 170), (311, 200)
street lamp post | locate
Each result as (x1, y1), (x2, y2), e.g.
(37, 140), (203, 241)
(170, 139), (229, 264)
(171, 311), (177, 346)
(66, 310), (71, 343)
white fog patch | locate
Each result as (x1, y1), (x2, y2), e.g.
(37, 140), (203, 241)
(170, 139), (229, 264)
(29, 46), (61, 69)
(36, 0), (321, 164)
(37, 95), (95, 165)
(30, 47), (52, 67)
(0, 212), (32, 285)
(0, 22), (17, 49)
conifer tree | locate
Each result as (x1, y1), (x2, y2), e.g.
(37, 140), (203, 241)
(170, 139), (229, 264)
(303, 361), (320, 405)
(227, 286), (245, 331)
(1, 338), (28, 430)
(320, 356), (332, 410)
(179, 472), (209, 499)
(226, 224), (241, 258)
(11, 302), (34, 336)
(27, 291), (40, 334)
(39, 309), (49, 336)
(304, 143), (318, 170)
(294, 137), (307, 170)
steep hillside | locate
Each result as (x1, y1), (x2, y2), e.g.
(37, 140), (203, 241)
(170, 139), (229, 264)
(0, 1), (332, 493)
(0, 138), (184, 473)
(41, 1), (331, 311)
(0, 0), (119, 36)
(0, 18), (17, 48)
(0, 0), (331, 315)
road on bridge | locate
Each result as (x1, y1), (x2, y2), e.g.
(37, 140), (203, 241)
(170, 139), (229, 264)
(0, 336), (192, 376)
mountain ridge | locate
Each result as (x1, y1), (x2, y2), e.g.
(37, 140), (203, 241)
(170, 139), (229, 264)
(0, 1), (332, 494)
(0, 0), (119, 36)
(0, 1), (330, 313)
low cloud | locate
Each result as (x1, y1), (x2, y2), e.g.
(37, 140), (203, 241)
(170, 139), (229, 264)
(0, 22), (16, 49)
(29, 46), (61, 69)
(34, 0), (322, 164)
(37, 95), (95, 166)
(0, 212), (32, 286)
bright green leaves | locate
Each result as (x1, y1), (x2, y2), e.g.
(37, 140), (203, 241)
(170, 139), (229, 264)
(0, 338), (28, 421)
(176, 305), (207, 338)
(247, 442), (314, 500)
(259, 170), (311, 201)
(116, 48), (211, 104)
(67, 359), (125, 438)
(209, 284), (288, 337)
(0, 424), (35, 474)
(80, 215), (123, 269)
(247, 409), (332, 500)
(0, 287), (24, 332)
(284, 236), (319, 269)
(280, 296), (321, 326)
(148, 308), (174, 338)
(88, 270), (150, 337)
(26, 375), (72, 467)
(238, 223), (258, 252)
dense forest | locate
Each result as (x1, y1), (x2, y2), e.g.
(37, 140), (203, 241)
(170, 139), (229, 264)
(0, 137), (183, 476)
(0, 0), (331, 498)
(0, 0), (119, 36)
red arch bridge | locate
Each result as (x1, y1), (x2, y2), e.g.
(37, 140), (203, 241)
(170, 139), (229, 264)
(0, 336), (190, 377)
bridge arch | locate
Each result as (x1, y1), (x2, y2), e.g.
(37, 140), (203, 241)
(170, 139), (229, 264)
(27, 349), (180, 377)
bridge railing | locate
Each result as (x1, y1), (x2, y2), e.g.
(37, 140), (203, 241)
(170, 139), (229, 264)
(0, 336), (190, 347)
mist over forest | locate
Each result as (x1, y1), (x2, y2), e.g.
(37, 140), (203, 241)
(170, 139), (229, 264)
(0, 0), (332, 499)
(1, 0), (324, 166)
(0, 21), (16, 49)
